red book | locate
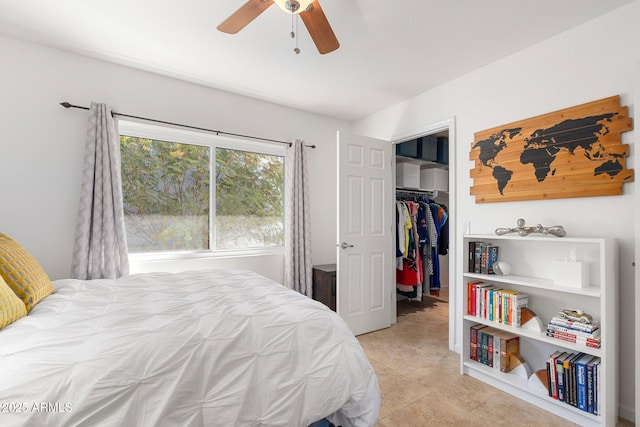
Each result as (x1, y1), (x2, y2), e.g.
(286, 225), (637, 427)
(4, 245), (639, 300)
(469, 281), (483, 316)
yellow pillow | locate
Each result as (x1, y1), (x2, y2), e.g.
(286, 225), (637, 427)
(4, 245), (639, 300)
(0, 233), (55, 312)
(0, 275), (27, 329)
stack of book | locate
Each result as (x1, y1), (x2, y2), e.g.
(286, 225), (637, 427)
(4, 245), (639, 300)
(469, 324), (520, 372)
(546, 316), (601, 348)
(467, 282), (529, 327)
(547, 351), (601, 415)
(468, 241), (499, 274)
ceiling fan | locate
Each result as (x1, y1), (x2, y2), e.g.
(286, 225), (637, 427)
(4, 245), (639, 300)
(217, 0), (340, 55)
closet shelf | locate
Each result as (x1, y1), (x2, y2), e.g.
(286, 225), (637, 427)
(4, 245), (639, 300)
(396, 155), (448, 170)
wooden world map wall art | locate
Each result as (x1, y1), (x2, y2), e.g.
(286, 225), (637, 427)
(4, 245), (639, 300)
(470, 95), (634, 203)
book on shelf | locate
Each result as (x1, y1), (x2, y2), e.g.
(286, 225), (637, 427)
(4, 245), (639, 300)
(487, 286), (503, 322)
(473, 242), (485, 273)
(546, 327), (601, 342)
(468, 241), (477, 273)
(566, 352), (584, 408)
(555, 352), (570, 402)
(499, 289), (528, 327)
(469, 324), (487, 361)
(548, 350), (601, 413)
(548, 350), (563, 399)
(480, 327), (496, 367)
(513, 292), (528, 327)
(496, 330), (520, 373)
(546, 323), (601, 339)
(467, 282), (530, 327)
(468, 325), (520, 372)
(492, 328), (502, 371)
(478, 327), (488, 365)
(467, 241), (500, 275)
(586, 356), (596, 414)
(488, 331), (494, 367)
(480, 245), (489, 274)
(474, 327), (495, 367)
(469, 282), (477, 315)
(481, 285), (498, 319)
(545, 331), (601, 348)
(467, 280), (483, 315)
(545, 362), (552, 395)
(475, 283), (492, 318)
(548, 316), (600, 332)
(493, 289), (502, 324)
(485, 245), (499, 275)
(575, 353), (595, 412)
(563, 353), (575, 406)
(592, 358), (601, 415)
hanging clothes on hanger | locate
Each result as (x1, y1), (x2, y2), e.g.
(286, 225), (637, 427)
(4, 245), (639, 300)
(427, 200), (449, 296)
(396, 201), (421, 287)
(395, 194), (425, 301)
(395, 191), (449, 301)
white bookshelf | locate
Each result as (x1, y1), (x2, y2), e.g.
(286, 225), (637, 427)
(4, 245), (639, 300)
(460, 234), (618, 427)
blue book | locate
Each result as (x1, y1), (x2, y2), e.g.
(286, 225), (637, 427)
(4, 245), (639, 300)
(586, 356), (599, 414)
(487, 245), (499, 274)
(592, 358), (601, 415)
(575, 353), (593, 411)
(488, 288), (494, 321)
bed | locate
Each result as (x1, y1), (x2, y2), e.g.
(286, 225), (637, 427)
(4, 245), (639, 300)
(0, 268), (380, 427)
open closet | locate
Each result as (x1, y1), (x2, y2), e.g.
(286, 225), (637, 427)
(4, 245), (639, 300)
(394, 132), (450, 303)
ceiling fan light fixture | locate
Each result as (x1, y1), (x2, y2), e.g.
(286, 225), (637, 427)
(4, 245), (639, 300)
(273, 0), (314, 14)
(218, 0), (338, 55)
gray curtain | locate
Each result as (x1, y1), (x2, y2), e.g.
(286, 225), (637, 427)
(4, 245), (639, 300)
(284, 139), (313, 297)
(71, 102), (129, 280)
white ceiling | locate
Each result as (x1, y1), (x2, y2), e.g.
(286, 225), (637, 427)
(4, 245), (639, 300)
(0, 0), (634, 121)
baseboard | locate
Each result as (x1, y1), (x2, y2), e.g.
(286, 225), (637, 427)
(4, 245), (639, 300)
(618, 404), (634, 424)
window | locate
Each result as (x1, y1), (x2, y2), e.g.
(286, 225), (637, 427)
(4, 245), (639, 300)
(119, 122), (284, 254)
(215, 148), (284, 249)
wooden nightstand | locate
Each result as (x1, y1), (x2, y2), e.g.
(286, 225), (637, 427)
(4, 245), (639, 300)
(312, 264), (336, 311)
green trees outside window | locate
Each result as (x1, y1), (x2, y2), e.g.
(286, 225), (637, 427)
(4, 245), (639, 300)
(120, 135), (284, 253)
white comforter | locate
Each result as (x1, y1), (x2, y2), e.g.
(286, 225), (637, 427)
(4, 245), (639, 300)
(0, 269), (380, 427)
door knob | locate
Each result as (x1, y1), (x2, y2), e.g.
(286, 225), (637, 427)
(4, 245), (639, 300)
(340, 242), (354, 249)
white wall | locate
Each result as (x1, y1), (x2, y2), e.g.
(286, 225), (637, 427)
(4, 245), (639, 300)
(0, 35), (347, 284)
(354, 1), (639, 420)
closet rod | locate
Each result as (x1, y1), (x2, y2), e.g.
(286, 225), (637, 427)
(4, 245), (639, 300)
(59, 102), (316, 148)
(396, 188), (438, 198)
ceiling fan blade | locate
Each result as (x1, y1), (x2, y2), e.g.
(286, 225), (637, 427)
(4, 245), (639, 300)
(217, 0), (274, 34)
(300, 1), (339, 54)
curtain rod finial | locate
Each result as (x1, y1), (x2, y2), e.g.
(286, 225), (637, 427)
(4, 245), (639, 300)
(60, 102), (72, 108)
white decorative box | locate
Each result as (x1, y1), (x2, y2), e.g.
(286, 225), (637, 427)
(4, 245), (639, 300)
(552, 260), (589, 288)
(420, 168), (448, 191)
(396, 163), (420, 188)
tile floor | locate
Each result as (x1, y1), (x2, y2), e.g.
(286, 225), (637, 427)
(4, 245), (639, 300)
(356, 294), (634, 427)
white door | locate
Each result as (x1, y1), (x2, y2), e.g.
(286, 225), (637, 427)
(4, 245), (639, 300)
(336, 131), (393, 336)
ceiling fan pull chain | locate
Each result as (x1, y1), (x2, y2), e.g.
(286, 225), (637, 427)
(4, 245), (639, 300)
(290, 12), (295, 39)
(291, 13), (300, 55)
(293, 15), (300, 55)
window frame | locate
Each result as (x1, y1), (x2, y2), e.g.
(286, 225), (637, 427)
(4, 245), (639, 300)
(118, 120), (286, 262)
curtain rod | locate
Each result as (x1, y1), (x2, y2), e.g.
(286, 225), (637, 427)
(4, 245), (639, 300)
(59, 102), (316, 149)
